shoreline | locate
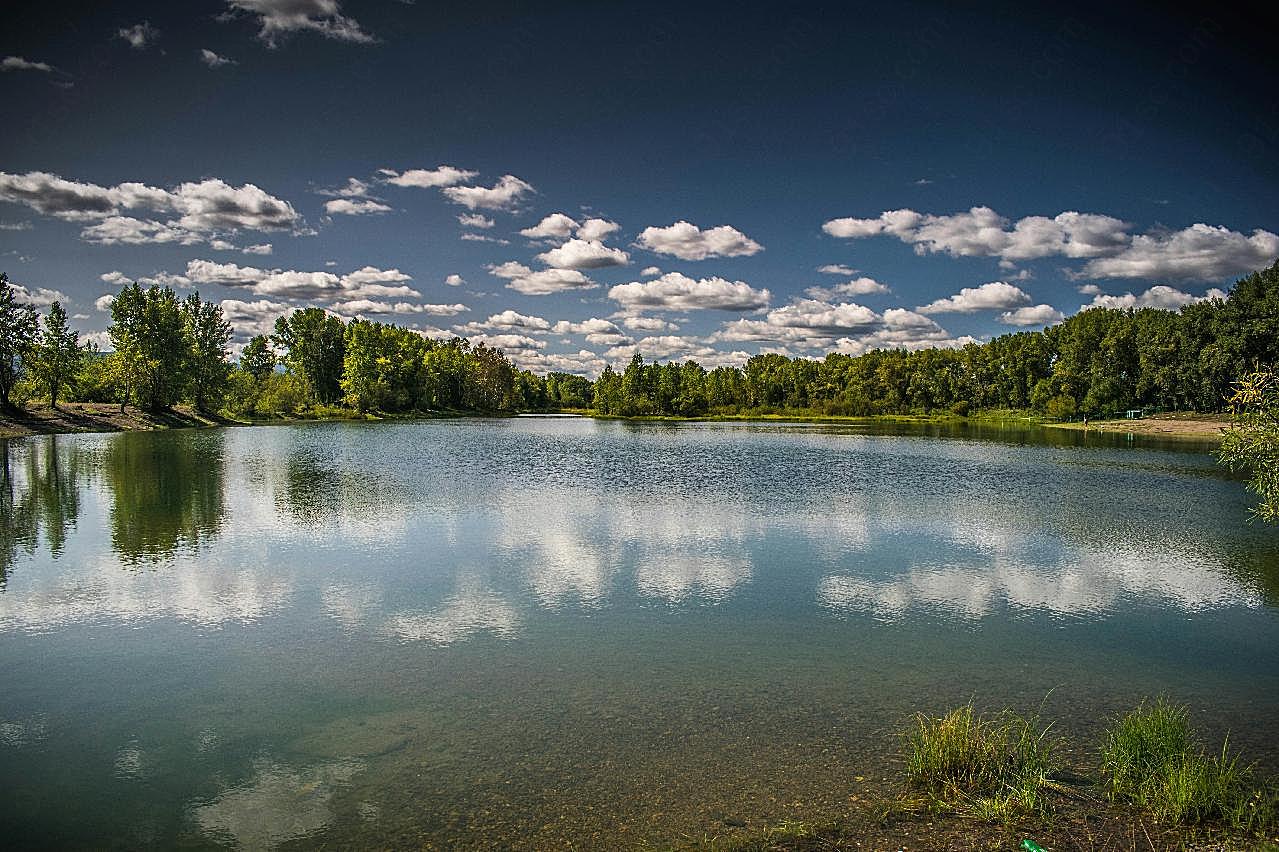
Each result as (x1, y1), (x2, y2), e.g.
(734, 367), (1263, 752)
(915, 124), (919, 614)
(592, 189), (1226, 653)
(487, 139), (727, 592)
(2, 403), (1229, 443)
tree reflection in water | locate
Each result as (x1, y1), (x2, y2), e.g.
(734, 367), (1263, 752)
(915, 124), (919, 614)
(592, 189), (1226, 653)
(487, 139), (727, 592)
(0, 435), (83, 585)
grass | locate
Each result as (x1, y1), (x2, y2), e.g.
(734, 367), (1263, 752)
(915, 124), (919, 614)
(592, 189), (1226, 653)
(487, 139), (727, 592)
(1099, 698), (1278, 834)
(902, 703), (1060, 824)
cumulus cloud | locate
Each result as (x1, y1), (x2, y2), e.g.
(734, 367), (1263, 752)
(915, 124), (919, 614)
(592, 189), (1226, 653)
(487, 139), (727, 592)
(823, 206), (1278, 282)
(323, 198), (392, 216)
(507, 348), (607, 377)
(608, 272), (770, 312)
(520, 212), (578, 240)
(243, 243), (273, 255)
(317, 178), (370, 198)
(577, 218), (620, 242)
(713, 298), (965, 356)
(998, 304), (1065, 326)
(1084, 285), (1227, 311)
(640, 266), (661, 277)
(444, 274), (465, 286)
(823, 207), (1130, 261)
(330, 299), (467, 317)
(442, 175), (534, 211)
(186, 259), (421, 302)
(99, 269), (192, 289)
(223, 0), (375, 47)
(457, 213), (494, 229)
(95, 294), (116, 312)
(458, 233), (510, 244)
(458, 310), (552, 333)
(381, 166), (477, 189)
(486, 261), (597, 295)
(0, 171), (302, 245)
(8, 284), (70, 308)
(536, 238), (629, 270)
(805, 276), (890, 300)
(117, 22), (160, 50)
(1079, 224), (1279, 281)
(620, 315), (678, 332)
(551, 318), (631, 346)
(468, 333), (546, 352)
(918, 281), (1031, 314)
(2, 56), (59, 73)
(635, 221), (763, 260)
(220, 298), (291, 338)
(817, 264), (858, 275)
(605, 337), (752, 370)
(199, 49), (236, 67)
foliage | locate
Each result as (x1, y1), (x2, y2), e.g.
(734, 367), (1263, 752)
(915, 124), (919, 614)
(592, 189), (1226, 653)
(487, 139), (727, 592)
(108, 283), (192, 412)
(182, 293), (233, 412)
(30, 302), (85, 408)
(1100, 698), (1277, 832)
(273, 308), (346, 405)
(0, 273), (39, 410)
(239, 335), (276, 381)
(1219, 369), (1279, 522)
(903, 703), (1059, 823)
(591, 262), (1279, 419)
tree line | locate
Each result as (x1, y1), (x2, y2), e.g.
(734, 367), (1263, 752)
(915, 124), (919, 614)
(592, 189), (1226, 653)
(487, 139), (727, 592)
(1, 263), (1276, 420)
(594, 263), (1279, 418)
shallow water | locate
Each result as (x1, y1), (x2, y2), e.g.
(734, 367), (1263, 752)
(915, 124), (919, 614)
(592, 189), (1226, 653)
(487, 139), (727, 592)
(1, 418), (1276, 849)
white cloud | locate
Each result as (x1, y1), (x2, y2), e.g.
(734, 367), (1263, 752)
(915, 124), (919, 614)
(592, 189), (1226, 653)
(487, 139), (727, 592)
(9, 284), (69, 308)
(243, 243), (273, 255)
(507, 348), (607, 377)
(468, 333), (545, 351)
(918, 281), (1030, 314)
(381, 166), (477, 188)
(805, 277), (890, 300)
(172, 178), (300, 232)
(330, 300), (467, 317)
(95, 294), (116, 312)
(714, 300), (963, 355)
(605, 337), (753, 369)
(620, 315), (678, 332)
(317, 178), (370, 198)
(185, 260), (420, 302)
(442, 175), (534, 211)
(640, 266), (661, 277)
(999, 304), (1065, 326)
(444, 274), (464, 287)
(1079, 224), (1279, 281)
(635, 221), (763, 260)
(551, 318), (631, 346)
(1077, 283), (1102, 295)
(608, 272), (770, 312)
(1084, 285), (1227, 311)
(817, 264), (858, 275)
(323, 198), (392, 216)
(577, 218), (620, 241)
(486, 261), (597, 295)
(2, 56), (58, 73)
(80, 216), (199, 246)
(223, 0), (375, 47)
(117, 22), (160, 50)
(536, 238), (629, 270)
(520, 212), (578, 239)
(458, 233), (510, 244)
(220, 298), (290, 338)
(457, 213), (494, 229)
(459, 310), (551, 332)
(199, 49), (236, 67)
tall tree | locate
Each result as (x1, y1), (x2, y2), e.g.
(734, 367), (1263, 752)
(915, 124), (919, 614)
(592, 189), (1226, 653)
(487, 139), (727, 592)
(108, 283), (191, 412)
(32, 301), (85, 408)
(182, 293), (233, 413)
(272, 308), (346, 404)
(0, 273), (39, 411)
(240, 335), (276, 381)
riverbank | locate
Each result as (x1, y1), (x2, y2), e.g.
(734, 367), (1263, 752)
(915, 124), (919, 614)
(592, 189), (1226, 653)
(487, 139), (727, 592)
(1046, 413), (1230, 440)
(0, 402), (238, 438)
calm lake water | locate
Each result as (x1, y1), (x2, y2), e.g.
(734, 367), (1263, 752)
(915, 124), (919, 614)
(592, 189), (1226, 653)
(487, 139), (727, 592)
(2, 418), (1277, 849)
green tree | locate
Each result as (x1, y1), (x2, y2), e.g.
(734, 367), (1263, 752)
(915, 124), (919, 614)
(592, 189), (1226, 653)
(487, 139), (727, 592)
(240, 335), (276, 380)
(273, 308), (346, 404)
(182, 293), (233, 413)
(1219, 369), (1279, 522)
(32, 301), (85, 408)
(0, 274), (39, 411)
(108, 283), (191, 412)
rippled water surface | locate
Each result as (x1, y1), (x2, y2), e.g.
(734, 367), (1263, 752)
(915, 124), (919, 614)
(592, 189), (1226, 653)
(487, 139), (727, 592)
(1, 418), (1277, 849)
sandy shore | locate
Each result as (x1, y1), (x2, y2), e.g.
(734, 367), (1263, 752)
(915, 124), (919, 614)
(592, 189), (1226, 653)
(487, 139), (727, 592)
(1047, 413), (1230, 440)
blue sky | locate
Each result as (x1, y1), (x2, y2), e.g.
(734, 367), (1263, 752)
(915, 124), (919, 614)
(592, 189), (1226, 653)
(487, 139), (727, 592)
(2, 1), (1276, 374)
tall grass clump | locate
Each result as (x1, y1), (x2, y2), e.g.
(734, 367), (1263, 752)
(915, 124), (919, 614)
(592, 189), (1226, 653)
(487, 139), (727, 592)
(1100, 698), (1278, 834)
(904, 703), (1059, 823)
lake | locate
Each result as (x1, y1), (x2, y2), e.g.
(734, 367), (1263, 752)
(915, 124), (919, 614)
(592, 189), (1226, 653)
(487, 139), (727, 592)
(1, 418), (1277, 849)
